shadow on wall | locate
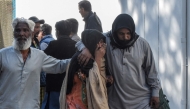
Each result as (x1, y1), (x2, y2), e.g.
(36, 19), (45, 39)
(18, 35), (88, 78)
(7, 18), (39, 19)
(118, 0), (181, 109)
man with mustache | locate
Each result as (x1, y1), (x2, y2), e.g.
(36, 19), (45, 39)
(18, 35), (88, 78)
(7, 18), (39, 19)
(0, 18), (70, 109)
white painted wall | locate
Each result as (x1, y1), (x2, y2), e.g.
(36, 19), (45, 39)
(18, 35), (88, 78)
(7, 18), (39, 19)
(118, 0), (182, 108)
(186, 0), (190, 108)
(16, 0), (183, 108)
(159, 0), (182, 109)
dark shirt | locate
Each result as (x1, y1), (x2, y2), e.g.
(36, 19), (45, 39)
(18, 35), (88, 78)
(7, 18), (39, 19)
(44, 36), (77, 92)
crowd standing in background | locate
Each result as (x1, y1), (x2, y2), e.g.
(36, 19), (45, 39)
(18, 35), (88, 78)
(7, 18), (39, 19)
(37, 23), (55, 108)
(38, 23), (55, 51)
(29, 16), (44, 49)
(28, 16), (52, 105)
(0, 0), (163, 109)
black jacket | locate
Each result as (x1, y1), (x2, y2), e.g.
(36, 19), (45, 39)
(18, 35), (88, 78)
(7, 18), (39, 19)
(83, 11), (103, 32)
(44, 36), (76, 92)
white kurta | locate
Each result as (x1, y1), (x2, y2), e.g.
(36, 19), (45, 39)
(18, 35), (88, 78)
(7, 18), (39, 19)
(0, 47), (70, 109)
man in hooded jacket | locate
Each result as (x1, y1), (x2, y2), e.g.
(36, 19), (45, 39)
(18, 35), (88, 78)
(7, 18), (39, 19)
(76, 14), (161, 109)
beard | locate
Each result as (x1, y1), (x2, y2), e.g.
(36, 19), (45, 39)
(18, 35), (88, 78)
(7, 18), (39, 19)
(12, 36), (32, 50)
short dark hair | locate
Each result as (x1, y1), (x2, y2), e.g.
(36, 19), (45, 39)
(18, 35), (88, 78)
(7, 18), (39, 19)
(67, 18), (79, 34)
(55, 20), (71, 36)
(78, 0), (91, 12)
(41, 24), (52, 35)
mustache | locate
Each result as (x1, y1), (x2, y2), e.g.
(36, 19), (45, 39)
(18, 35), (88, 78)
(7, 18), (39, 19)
(16, 37), (27, 41)
(15, 36), (32, 43)
(13, 36), (32, 50)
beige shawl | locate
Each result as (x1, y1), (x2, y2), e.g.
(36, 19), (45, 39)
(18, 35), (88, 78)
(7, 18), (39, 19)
(59, 59), (109, 109)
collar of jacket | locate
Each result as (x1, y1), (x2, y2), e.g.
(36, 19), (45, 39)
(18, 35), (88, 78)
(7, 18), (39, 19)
(42, 34), (53, 39)
(57, 35), (70, 40)
(83, 11), (93, 22)
(40, 34), (53, 42)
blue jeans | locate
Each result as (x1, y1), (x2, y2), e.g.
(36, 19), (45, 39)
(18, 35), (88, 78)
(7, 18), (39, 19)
(41, 92), (60, 109)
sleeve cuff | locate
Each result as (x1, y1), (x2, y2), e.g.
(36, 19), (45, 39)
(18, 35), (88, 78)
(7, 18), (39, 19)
(152, 89), (160, 97)
(75, 41), (85, 51)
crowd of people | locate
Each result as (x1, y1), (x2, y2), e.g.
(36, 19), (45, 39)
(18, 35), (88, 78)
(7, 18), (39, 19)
(0, 0), (162, 109)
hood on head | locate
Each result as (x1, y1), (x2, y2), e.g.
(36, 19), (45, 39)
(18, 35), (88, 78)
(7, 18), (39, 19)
(81, 29), (105, 58)
(112, 14), (135, 35)
(110, 14), (139, 49)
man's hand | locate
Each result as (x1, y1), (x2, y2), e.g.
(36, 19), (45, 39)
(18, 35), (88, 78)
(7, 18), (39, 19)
(150, 97), (160, 109)
(78, 48), (92, 66)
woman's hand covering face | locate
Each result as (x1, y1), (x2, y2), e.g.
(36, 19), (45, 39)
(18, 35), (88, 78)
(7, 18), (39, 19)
(95, 40), (106, 59)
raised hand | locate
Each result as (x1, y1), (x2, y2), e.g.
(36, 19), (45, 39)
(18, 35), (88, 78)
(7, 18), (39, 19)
(95, 42), (106, 60)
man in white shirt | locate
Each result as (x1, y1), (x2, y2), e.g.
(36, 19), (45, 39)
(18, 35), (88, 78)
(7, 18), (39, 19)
(0, 18), (69, 109)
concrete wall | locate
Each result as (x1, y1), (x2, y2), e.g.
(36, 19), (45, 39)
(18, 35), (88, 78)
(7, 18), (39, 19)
(118, 0), (182, 108)
(186, 0), (190, 108)
(16, 0), (183, 108)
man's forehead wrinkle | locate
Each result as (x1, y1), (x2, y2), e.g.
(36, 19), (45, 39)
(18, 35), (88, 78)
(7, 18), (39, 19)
(15, 24), (30, 29)
(16, 27), (29, 29)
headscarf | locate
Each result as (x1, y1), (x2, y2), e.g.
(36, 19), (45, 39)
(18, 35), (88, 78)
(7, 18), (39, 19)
(66, 29), (105, 94)
(110, 14), (139, 49)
